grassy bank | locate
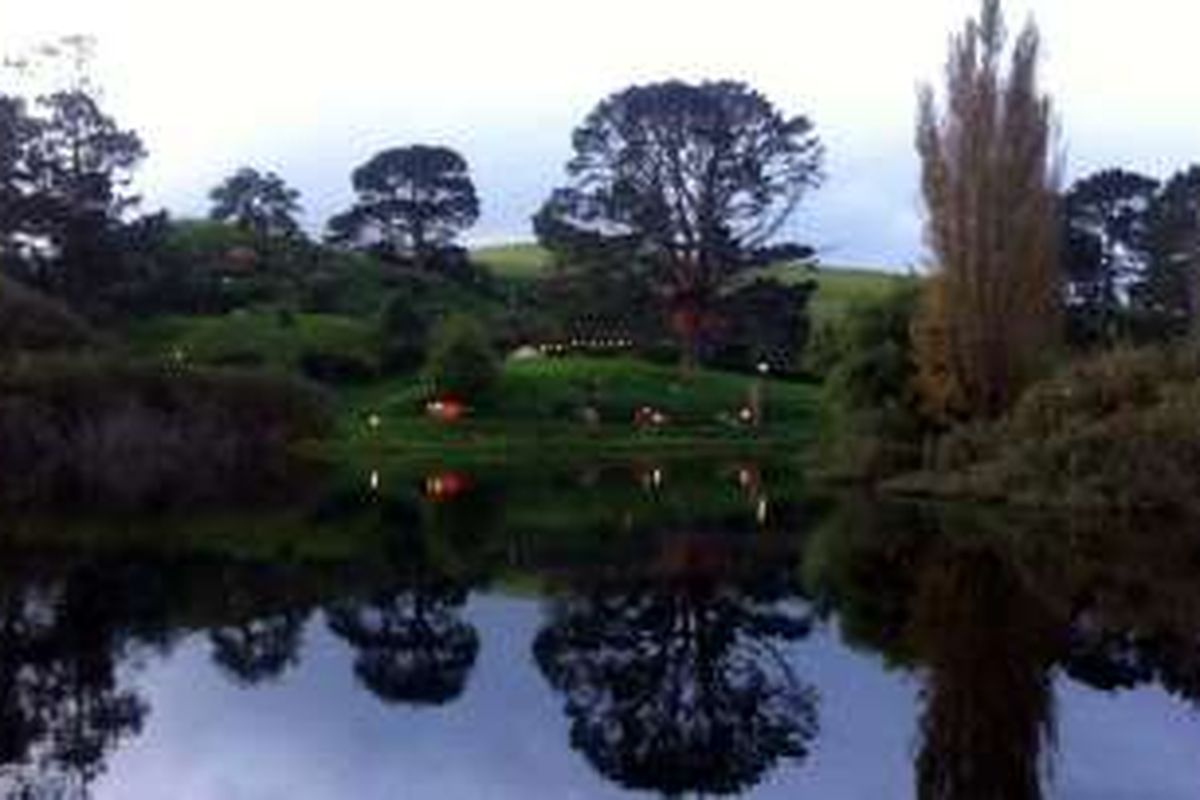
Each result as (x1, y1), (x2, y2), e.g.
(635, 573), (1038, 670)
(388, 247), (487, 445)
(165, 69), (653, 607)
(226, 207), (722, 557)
(328, 355), (820, 462)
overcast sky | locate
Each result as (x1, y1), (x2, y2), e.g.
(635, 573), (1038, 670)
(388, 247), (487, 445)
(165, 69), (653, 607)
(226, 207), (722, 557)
(3, 0), (1199, 268)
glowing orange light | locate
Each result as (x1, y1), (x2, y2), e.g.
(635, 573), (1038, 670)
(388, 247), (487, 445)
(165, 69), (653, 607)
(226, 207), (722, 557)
(425, 471), (470, 501)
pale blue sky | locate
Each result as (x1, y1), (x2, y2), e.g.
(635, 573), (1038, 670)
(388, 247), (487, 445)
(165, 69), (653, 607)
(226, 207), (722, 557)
(3, 0), (1199, 268)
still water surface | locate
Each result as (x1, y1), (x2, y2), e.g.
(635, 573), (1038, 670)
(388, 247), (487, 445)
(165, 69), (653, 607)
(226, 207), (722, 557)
(2, 461), (1199, 798)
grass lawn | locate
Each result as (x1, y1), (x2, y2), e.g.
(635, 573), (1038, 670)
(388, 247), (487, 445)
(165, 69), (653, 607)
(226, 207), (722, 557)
(329, 355), (820, 461)
(472, 242), (553, 281)
(470, 242), (912, 323)
(750, 263), (915, 324)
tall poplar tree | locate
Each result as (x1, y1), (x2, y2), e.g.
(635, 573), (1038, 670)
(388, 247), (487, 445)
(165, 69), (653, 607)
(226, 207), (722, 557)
(912, 0), (1061, 421)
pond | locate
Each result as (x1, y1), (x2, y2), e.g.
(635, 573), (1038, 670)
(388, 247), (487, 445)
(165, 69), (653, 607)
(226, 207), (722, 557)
(2, 459), (1199, 798)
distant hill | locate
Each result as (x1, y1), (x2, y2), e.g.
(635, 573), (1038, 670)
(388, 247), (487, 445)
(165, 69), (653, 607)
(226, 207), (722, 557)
(471, 242), (913, 323)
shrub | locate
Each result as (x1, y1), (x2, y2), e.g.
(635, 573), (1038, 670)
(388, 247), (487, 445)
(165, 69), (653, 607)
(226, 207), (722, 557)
(0, 275), (97, 357)
(818, 284), (928, 478)
(904, 344), (1200, 513)
(0, 358), (332, 508)
(424, 314), (500, 401)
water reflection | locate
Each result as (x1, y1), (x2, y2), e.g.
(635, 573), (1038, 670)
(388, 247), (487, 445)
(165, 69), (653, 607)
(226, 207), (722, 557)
(327, 583), (478, 706)
(909, 544), (1058, 800)
(0, 562), (151, 797)
(2, 466), (1200, 797)
(534, 535), (818, 796)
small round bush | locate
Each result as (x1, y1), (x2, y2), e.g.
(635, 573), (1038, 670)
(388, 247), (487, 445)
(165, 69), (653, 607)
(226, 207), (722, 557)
(424, 314), (500, 401)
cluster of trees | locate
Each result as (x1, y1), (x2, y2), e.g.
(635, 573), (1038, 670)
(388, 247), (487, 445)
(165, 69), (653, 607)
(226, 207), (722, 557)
(1063, 166), (1200, 346)
(0, 38), (151, 317)
(906, 0), (1200, 429)
(0, 40), (824, 376)
(818, 0), (1200, 488)
(0, 37), (490, 324)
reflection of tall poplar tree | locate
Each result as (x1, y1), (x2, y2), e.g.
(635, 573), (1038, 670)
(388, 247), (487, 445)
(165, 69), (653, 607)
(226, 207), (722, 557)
(534, 569), (817, 796)
(913, 0), (1061, 421)
(909, 546), (1058, 800)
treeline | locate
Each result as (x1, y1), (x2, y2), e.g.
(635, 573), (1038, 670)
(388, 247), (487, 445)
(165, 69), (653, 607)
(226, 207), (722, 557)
(1, 40), (822, 374)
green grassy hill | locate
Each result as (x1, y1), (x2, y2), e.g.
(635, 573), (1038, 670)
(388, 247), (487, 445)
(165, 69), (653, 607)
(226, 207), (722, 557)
(472, 243), (553, 281)
(471, 242), (912, 323)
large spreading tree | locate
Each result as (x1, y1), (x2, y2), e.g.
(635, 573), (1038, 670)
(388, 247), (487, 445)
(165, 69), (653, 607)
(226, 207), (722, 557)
(912, 0), (1062, 421)
(326, 145), (479, 269)
(208, 166), (302, 240)
(535, 80), (823, 367)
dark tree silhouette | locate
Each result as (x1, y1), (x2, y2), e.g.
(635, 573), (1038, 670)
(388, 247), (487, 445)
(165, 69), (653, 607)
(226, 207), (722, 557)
(536, 80), (823, 367)
(326, 580), (478, 705)
(326, 145), (479, 269)
(714, 277), (817, 372)
(209, 610), (307, 687)
(208, 167), (302, 240)
(1062, 169), (1159, 345)
(26, 89), (146, 305)
(533, 571), (818, 796)
(1140, 165), (1200, 336)
(0, 95), (39, 267)
(0, 564), (149, 798)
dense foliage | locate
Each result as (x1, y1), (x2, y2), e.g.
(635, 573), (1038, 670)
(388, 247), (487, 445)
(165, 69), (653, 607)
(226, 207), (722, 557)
(0, 359), (331, 507)
(423, 314), (501, 401)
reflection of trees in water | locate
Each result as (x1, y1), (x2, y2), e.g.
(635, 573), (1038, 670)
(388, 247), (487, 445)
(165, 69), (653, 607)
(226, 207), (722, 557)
(210, 610), (308, 687)
(205, 563), (313, 688)
(534, 563), (817, 796)
(323, 494), (487, 707)
(326, 581), (478, 705)
(810, 498), (1200, 800)
(806, 500), (1063, 800)
(908, 546), (1058, 800)
(0, 564), (150, 798)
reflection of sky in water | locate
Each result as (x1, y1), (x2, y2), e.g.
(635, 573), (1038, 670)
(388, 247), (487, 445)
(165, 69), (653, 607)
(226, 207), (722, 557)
(93, 595), (1200, 799)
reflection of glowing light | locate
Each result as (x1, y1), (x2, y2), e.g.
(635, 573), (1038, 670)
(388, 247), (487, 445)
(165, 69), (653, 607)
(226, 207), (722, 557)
(651, 468), (663, 488)
(739, 407), (754, 423)
(369, 470), (380, 492)
(368, 413), (381, 430)
(738, 468), (752, 487)
(756, 497), (768, 525)
(425, 472), (470, 501)
(426, 398), (466, 422)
